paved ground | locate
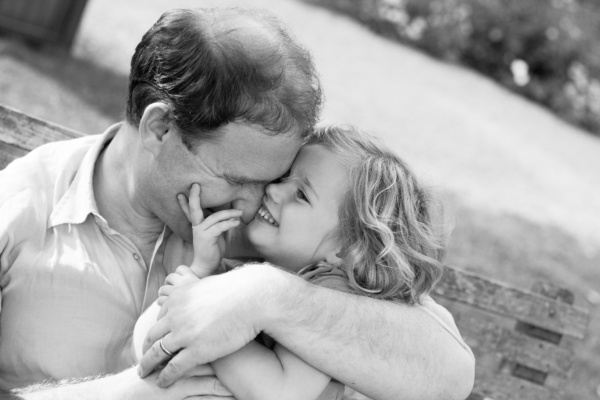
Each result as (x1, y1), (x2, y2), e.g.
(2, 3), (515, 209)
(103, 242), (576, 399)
(74, 0), (600, 254)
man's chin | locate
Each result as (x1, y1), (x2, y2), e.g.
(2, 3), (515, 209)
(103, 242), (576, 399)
(168, 219), (193, 243)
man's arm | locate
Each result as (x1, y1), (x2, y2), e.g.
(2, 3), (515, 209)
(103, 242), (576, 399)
(140, 263), (475, 400)
(5, 367), (233, 400)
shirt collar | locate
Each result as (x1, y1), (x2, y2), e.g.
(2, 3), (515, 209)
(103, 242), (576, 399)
(49, 123), (121, 228)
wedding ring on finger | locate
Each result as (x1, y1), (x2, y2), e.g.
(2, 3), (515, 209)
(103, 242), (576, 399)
(159, 337), (174, 356)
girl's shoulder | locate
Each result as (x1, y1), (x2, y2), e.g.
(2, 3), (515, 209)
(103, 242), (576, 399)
(298, 262), (354, 294)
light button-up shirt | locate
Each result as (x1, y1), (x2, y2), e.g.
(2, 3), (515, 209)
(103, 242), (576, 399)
(0, 125), (168, 389)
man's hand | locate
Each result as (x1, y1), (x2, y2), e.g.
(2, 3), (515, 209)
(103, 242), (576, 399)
(138, 264), (277, 387)
(178, 183), (242, 278)
(116, 366), (234, 400)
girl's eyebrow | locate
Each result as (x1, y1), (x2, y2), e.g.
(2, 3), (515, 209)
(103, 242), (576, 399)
(301, 176), (319, 200)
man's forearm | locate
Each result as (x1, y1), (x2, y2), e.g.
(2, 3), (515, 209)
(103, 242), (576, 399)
(261, 270), (475, 400)
(6, 367), (230, 400)
(138, 263), (473, 399)
(8, 372), (127, 400)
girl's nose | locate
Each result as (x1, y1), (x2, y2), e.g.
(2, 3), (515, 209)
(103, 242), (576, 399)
(266, 181), (287, 203)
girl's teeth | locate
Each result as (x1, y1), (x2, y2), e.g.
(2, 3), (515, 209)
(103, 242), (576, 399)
(259, 206), (277, 226)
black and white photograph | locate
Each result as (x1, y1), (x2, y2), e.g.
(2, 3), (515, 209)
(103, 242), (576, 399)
(0, 0), (598, 399)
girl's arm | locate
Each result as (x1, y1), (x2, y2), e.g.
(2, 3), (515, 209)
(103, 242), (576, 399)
(133, 301), (162, 361)
(212, 340), (331, 400)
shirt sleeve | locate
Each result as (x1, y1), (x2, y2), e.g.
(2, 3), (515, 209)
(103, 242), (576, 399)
(0, 153), (49, 316)
(298, 263), (474, 360)
(419, 295), (475, 359)
(0, 177), (32, 315)
(297, 263), (355, 294)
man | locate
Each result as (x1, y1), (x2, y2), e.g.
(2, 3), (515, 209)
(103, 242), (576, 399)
(0, 8), (474, 400)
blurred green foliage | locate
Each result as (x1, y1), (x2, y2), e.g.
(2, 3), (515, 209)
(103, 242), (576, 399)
(304, 0), (600, 135)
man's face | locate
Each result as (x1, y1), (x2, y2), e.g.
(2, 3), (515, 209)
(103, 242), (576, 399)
(147, 122), (303, 242)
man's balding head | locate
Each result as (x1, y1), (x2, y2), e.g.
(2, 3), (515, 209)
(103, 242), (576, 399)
(126, 8), (322, 146)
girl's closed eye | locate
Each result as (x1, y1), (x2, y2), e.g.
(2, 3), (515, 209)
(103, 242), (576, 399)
(295, 187), (309, 203)
(273, 170), (291, 184)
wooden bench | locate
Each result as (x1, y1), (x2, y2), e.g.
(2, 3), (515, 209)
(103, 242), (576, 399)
(0, 103), (591, 400)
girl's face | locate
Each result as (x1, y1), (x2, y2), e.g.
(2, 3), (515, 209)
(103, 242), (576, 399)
(246, 144), (349, 272)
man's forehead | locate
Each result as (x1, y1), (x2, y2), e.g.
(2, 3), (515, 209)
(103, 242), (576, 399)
(210, 124), (302, 180)
(219, 150), (294, 183)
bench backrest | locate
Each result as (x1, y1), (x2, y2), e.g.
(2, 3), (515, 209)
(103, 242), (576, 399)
(0, 104), (83, 169)
(0, 103), (590, 400)
(433, 268), (588, 400)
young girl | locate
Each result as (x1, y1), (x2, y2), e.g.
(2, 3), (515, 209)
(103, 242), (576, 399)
(134, 124), (471, 400)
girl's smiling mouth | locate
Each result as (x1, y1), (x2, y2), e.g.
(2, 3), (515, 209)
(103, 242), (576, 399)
(257, 205), (279, 226)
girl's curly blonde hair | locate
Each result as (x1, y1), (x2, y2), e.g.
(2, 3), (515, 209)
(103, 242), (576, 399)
(307, 125), (447, 304)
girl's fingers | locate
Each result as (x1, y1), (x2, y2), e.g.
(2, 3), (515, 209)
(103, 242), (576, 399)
(158, 285), (174, 297)
(157, 295), (168, 306)
(175, 265), (196, 277)
(178, 194), (192, 222)
(189, 183), (204, 226)
(199, 218), (240, 239)
(195, 209), (243, 232)
(165, 273), (185, 286)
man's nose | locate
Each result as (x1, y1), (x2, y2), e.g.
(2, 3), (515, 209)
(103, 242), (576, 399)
(234, 184), (267, 223)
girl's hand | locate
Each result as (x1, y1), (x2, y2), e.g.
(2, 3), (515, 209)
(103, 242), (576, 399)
(158, 265), (199, 306)
(177, 183), (242, 278)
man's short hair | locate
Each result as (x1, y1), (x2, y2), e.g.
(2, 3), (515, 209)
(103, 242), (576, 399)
(126, 8), (322, 146)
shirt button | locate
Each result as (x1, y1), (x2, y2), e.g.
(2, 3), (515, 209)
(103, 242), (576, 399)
(133, 253), (141, 261)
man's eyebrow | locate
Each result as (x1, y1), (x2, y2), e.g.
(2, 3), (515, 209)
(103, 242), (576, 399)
(224, 173), (272, 185)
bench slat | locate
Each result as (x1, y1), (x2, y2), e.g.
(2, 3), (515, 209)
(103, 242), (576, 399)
(434, 266), (589, 338)
(472, 372), (561, 400)
(456, 316), (573, 383)
(0, 104), (83, 169)
(0, 140), (29, 170)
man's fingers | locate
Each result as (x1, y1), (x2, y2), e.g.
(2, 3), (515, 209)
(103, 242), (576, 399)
(178, 194), (192, 222)
(179, 376), (233, 397)
(186, 397), (235, 400)
(157, 302), (169, 319)
(138, 333), (179, 378)
(189, 183), (204, 226)
(183, 363), (216, 378)
(140, 320), (172, 372)
(156, 349), (200, 388)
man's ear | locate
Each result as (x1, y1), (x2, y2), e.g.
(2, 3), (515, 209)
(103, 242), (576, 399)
(139, 102), (173, 157)
(324, 248), (344, 267)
